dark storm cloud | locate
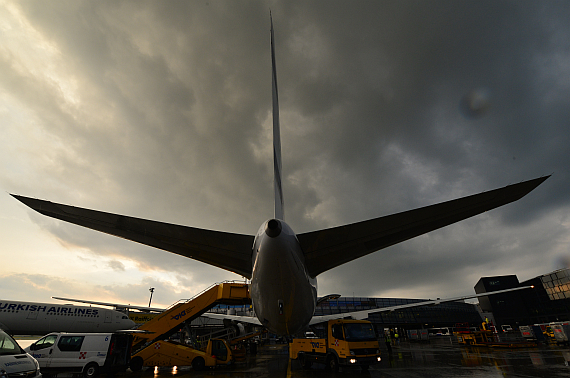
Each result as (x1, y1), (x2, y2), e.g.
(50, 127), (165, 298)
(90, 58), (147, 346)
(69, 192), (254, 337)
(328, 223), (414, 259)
(4, 1), (570, 299)
(268, 1), (570, 229)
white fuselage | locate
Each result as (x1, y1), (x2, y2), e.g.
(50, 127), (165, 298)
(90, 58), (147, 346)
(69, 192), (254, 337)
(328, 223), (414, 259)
(0, 300), (135, 335)
(250, 219), (317, 335)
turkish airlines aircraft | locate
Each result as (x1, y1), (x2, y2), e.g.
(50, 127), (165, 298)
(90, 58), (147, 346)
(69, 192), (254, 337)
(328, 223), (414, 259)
(0, 299), (135, 335)
(11, 16), (548, 335)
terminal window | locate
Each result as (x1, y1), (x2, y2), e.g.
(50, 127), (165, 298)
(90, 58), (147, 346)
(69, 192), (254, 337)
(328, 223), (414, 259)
(541, 269), (570, 301)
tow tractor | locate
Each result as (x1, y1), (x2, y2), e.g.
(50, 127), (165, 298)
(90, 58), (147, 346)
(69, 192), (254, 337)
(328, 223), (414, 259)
(129, 281), (252, 371)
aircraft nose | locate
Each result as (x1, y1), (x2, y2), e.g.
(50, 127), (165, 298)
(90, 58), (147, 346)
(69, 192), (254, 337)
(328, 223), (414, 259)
(265, 219), (282, 237)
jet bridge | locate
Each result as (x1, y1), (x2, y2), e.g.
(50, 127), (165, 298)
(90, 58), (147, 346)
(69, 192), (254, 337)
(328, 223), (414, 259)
(131, 281), (251, 353)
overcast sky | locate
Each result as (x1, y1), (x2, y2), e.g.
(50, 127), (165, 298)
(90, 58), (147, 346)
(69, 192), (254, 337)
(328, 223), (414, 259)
(1, 1), (569, 309)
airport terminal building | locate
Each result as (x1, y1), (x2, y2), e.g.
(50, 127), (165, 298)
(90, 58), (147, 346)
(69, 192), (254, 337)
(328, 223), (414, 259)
(475, 267), (570, 328)
(317, 267), (570, 331)
(314, 297), (481, 330)
(205, 295), (482, 335)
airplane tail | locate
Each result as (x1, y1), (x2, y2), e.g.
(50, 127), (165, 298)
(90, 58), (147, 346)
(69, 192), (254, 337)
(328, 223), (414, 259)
(271, 14), (284, 220)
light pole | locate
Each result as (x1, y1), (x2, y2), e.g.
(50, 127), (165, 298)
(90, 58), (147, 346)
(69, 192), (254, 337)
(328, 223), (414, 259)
(148, 287), (155, 307)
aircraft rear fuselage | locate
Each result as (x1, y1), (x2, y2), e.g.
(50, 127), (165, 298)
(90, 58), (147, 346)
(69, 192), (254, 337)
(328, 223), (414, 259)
(250, 219), (317, 335)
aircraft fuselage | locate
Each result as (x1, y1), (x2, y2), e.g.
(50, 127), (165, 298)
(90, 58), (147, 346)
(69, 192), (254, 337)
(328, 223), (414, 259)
(250, 219), (317, 335)
(0, 299), (135, 335)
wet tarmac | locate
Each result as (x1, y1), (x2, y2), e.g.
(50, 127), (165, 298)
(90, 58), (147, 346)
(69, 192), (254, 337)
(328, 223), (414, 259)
(125, 337), (570, 378)
(17, 336), (570, 378)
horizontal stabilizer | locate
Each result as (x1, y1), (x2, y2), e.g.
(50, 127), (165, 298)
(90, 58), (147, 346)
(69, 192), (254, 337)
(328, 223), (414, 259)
(299, 176), (549, 277)
(12, 195), (254, 278)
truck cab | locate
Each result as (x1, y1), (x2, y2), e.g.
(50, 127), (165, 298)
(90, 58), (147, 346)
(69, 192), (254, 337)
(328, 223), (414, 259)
(290, 319), (381, 372)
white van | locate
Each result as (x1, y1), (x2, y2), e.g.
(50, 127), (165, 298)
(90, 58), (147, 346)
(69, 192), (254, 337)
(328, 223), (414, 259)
(0, 329), (42, 378)
(25, 333), (131, 378)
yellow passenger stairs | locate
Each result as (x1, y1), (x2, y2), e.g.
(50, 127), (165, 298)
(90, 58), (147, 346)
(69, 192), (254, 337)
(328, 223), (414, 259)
(131, 281), (251, 353)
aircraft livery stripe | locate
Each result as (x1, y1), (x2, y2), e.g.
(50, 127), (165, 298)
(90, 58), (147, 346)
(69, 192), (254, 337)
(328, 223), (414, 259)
(0, 302), (99, 315)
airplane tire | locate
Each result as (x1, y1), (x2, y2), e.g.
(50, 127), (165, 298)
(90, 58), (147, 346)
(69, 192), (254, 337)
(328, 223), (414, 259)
(83, 362), (99, 378)
(130, 357), (144, 372)
(192, 357), (205, 371)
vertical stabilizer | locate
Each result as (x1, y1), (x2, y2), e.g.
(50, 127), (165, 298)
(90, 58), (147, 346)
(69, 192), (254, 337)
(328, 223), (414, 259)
(271, 14), (284, 220)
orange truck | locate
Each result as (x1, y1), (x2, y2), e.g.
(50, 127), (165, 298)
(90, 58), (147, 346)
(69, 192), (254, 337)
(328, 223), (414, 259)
(289, 319), (381, 372)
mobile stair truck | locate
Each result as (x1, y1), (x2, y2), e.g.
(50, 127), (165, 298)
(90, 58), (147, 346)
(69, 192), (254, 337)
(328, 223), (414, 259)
(129, 282), (252, 371)
(289, 319), (381, 372)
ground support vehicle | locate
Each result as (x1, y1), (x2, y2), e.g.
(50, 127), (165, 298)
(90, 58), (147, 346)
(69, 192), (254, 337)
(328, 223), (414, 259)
(227, 330), (266, 361)
(0, 330), (42, 378)
(520, 326), (534, 339)
(25, 332), (131, 378)
(129, 282), (251, 371)
(428, 327), (450, 336)
(289, 319), (381, 372)
(520, 325), (546, 343)
(455, 323), (536, 348)
(408, 329), (429, 341)
(530, 323), (556, 341)
(552, 324), (570, 345)
(130, 338), (231, 371)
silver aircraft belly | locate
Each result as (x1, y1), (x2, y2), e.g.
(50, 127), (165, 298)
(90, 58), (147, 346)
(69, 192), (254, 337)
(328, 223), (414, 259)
(250, 219), (316, 335)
